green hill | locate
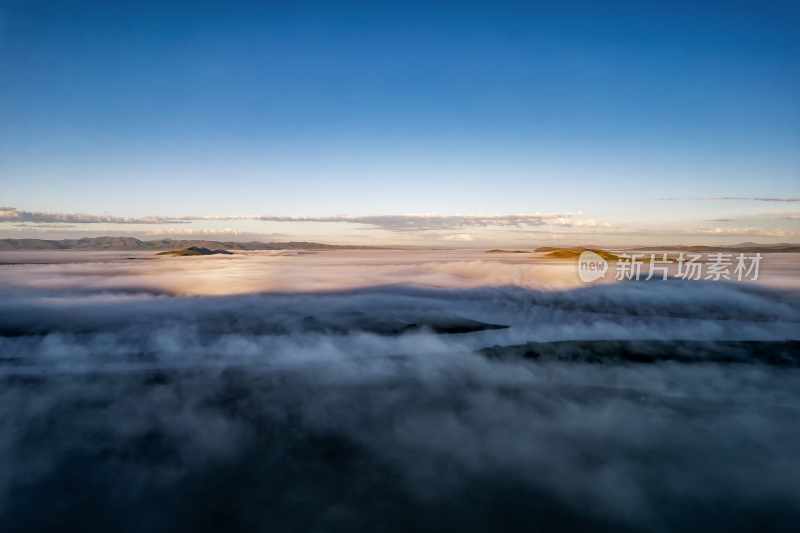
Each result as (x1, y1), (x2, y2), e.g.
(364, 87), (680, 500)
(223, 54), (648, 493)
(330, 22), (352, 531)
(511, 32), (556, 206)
(536, 247), (621, 261)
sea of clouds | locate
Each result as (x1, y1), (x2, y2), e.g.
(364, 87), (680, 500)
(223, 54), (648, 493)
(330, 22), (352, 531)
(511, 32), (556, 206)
(1, 253), (800, 532)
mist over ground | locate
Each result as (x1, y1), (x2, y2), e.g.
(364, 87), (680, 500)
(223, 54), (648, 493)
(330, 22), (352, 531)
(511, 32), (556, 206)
(2, 251), (800, 532)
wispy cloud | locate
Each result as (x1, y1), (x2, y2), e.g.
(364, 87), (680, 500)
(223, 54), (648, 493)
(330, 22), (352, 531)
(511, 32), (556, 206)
(243, 214), (588, 232)
(692, 227), (800, 238)
(3, 207), (597, 233)
(440, 233), (475, 241)
(660, 196), (800, 203)
(12, 223), (78, 229)
(0, 207), (191, 225)
(704, 212), (800, 225)
(6, 207), (796, 243)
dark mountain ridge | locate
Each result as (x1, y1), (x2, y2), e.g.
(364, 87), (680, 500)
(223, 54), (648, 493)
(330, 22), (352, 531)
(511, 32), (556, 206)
(628, 242), (800, 253)
(0, 237), (374, 251)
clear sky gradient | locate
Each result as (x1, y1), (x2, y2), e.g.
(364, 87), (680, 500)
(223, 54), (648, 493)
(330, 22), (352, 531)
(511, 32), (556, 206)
(1, 0), (798, 244)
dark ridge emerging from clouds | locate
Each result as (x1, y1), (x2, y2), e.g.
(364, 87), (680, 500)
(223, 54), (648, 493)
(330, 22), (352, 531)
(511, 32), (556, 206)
(481, 339), (800, 366)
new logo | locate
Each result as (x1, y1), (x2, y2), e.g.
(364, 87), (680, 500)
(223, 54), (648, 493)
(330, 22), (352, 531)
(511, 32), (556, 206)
(577, 250), (608, 283)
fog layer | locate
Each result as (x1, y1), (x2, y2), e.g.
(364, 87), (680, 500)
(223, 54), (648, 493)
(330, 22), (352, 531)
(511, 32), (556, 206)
(1, 252), (799, 532)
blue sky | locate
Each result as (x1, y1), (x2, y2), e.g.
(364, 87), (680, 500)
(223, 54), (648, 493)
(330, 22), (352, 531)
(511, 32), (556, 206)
(1, 0), (798, 244)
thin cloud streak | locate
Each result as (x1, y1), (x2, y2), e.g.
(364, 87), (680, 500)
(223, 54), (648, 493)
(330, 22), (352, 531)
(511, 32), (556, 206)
(4, 207), (798, 244)
(244, 214), (590, 232)
(3, 208), (594, 233)
(660, 196), (800, 203)
(0, 207), (190, 225)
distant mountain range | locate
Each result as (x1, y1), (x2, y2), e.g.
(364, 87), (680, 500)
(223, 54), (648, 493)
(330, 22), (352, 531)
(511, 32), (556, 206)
(627, 242), (800, 253)
(533, 243), (800, 254)
(0, 237), (374, 251)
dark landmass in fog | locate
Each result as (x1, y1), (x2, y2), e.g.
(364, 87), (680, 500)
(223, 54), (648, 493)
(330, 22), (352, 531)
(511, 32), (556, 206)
(481, 339), (800, 366)
(534, 247), (622, 260)
(157, 247), (234, 257)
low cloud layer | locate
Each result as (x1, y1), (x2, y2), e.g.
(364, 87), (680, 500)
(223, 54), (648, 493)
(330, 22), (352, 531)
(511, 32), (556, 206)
(1, 255), (800, 531)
